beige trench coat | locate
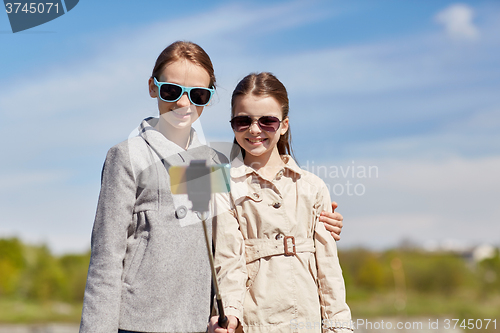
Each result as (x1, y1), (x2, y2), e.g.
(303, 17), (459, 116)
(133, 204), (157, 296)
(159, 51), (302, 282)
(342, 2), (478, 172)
(213, 156), (352, 333)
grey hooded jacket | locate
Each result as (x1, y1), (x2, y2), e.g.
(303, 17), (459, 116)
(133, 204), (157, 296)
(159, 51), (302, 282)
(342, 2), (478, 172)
(79, 117), (228, 333)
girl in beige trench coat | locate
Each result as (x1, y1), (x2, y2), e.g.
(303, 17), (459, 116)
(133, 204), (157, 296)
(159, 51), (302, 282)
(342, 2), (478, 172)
(209, 73), (352, 333)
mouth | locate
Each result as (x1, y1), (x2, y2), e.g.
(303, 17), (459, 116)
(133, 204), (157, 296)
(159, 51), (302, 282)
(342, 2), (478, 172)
(246, 138), (268, 145)
(170, 107), (192, 119)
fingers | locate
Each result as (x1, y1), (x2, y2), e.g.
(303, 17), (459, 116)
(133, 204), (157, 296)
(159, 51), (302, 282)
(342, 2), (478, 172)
(325, 226), (342, 240)
(208, 316), (218, 333)
(331, 201), (338, 212)
(208, 315), (239, 333)
(331, 231), (341, 241)
(320, 209), (343, 241)
(321, 220), (342, 240)
(227, 316), (239, 333)
(319, 212), (344, 228)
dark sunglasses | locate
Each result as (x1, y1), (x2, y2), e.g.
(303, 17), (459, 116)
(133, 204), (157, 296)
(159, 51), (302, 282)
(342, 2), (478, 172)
(230, 116), (282, 132)
(153, 77), (215, 106)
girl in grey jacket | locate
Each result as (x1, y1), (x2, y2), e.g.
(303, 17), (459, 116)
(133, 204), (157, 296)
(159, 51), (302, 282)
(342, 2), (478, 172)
(80, 41), (227, 333)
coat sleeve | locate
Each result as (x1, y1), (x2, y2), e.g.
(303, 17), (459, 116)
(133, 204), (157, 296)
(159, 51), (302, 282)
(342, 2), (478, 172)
(313, 182), (353, 332)
(79, 144), (136, 333)
(213, 191), (247, 321)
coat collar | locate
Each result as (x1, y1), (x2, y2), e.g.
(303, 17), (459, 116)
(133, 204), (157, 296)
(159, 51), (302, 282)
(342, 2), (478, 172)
(230, 154), (303, 179)
(138, 117), (209, 165)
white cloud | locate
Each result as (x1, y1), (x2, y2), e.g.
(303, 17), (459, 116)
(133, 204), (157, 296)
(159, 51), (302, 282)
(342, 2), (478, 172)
(0, 178), (99, 254)
(443, 107), (500, 132)
(318, 155), (500, 249)
(375, 156), (500, 193)
(435, 3), (479, 40)
(341, 211), (500, 250)
(0, 170), (70, 190)
(268, 32), (495, 98)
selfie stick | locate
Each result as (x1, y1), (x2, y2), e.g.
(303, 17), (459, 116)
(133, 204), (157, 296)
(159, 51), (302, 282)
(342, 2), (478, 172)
(185, 160), (228, 329)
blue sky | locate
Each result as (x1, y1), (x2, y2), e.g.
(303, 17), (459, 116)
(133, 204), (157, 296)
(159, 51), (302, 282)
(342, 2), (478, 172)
(1, 0), (499, 253)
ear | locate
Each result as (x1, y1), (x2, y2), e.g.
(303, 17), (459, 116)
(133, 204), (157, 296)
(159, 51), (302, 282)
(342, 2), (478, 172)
(148, 77), (158, 98)
(280, 117), (289, 135)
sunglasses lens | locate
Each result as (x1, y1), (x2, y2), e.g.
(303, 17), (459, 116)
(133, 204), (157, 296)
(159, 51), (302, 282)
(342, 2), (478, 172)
(190, 88), (212, 106)
(230, 116), (252, 131)
(159, 83), (182, 102)
(230, 116), (281, 132)
(258, 116), (281, 132)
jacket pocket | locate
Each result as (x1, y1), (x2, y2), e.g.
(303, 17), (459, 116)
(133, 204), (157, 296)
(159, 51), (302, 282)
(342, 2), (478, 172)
(308, 254), (318, 286)
(246, 259), (261, 289)
(134, 161), (160, 213)
(123, 235), (148, 286)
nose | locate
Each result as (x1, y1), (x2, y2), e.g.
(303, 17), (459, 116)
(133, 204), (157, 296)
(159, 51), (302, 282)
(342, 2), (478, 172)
(176, 92), (191, 107)
(248, 120), (261, 135)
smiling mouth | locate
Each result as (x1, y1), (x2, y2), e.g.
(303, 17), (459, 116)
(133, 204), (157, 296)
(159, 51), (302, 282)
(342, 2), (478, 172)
(170, 108), (191, 118)
(246, 138), (267, 144)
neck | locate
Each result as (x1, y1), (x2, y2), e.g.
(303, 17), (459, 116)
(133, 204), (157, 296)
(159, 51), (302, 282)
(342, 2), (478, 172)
(244, 147), (284, 179)
(156, 116), (191, 150)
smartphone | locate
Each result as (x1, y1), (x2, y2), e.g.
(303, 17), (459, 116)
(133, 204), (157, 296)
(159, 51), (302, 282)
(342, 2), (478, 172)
(169, 161), (231, 195)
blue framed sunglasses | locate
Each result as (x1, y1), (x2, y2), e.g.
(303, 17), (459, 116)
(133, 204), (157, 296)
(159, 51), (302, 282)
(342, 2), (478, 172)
(153, 77), (215, 106)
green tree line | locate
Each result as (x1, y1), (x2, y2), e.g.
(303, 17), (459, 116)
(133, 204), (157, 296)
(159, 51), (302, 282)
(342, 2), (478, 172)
(1, 237), (499, 306)
(0, 238), (90, 303)
(339, 247), (500, 296)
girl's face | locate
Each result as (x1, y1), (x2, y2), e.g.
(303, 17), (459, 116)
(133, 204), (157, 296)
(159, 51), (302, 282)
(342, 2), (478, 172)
(232, 95), (289, 159)
(148, 59), (211, 130)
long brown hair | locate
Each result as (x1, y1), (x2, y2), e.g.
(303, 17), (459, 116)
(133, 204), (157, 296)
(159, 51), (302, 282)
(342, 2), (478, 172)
(151, 41), (216, 88)
(230, 72), (294, 161)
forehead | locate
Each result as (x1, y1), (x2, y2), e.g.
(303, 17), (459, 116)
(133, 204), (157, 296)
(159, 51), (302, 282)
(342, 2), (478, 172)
(159, 59), (210, 87)
(233, 95), (282, 117)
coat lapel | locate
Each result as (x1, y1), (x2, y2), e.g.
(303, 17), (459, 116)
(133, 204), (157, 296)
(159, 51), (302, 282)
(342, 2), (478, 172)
(138, 117), (213, 168)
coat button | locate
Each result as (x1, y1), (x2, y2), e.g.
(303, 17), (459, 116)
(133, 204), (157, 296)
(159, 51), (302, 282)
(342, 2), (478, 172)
(275, 233), (284, 240)
(175, 205), (188, 219)
(273, 202), (281, 208)
(253, 193), (260, 199)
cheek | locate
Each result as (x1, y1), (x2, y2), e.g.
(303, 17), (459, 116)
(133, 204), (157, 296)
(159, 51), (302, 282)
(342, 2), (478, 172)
(195, 106), (204, 117)
(157, 100), (173, 115)
(234, 132), (245, 146)
(269, 137), (279, 148)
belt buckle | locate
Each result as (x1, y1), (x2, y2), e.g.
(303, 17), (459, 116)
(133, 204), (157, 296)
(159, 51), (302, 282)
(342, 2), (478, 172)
(284, 236), (296, 256)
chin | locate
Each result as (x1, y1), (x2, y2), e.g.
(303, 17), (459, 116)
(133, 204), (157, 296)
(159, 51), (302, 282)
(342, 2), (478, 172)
(170, 121), (193, 129)
(164, 115), (196, 129)
(244, 146), (268, 157)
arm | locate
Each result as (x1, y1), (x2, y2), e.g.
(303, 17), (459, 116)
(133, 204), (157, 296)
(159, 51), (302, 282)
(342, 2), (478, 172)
(212, 192), (247, 327)
(320, 202), (343, 240)
(314, 186), (352, 332)
(79, 145), (136, 333)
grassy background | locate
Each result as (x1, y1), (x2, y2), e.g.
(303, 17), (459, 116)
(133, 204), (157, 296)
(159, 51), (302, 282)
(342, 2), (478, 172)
(1, 238), (499, 329)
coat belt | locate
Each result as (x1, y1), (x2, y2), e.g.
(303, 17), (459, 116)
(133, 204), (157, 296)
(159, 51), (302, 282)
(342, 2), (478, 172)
(244, 237), (315, 263)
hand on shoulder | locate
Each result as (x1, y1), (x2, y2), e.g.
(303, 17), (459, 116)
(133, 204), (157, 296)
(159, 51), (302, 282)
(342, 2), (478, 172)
(320, 201), (344, 241)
